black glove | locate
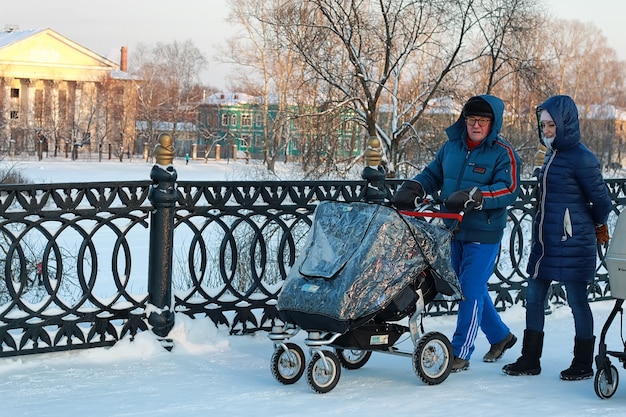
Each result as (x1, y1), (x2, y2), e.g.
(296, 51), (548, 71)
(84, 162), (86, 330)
(444, 187), (483, 212)
(391, 180), (425, 210)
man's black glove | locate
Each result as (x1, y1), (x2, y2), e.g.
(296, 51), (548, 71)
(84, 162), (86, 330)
(391, 180), (425, 210)
(444, 187), (483, 212)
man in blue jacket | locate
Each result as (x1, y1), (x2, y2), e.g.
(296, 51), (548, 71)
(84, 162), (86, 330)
(393, 94), (521, 372)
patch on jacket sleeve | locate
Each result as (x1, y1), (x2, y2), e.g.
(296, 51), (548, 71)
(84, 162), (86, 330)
(472, 166), (487, 174)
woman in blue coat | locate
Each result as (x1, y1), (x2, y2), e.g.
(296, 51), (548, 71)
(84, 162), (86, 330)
(503, 95), (612, 380)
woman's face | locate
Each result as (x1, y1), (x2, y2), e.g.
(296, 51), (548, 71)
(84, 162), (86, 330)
(540, 120), (556, 139)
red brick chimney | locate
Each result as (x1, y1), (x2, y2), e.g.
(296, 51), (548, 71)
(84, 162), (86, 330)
(120, 46), (128, 72)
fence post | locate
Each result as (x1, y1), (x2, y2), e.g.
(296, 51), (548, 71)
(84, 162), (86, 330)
(146, 133), (178, 338)
(361, 135), (388, 202)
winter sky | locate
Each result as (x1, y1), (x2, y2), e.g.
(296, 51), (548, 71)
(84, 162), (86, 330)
(4, 0), (626, 91)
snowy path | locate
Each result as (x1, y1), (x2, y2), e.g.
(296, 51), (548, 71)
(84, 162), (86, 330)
(1, 302), (626, 417)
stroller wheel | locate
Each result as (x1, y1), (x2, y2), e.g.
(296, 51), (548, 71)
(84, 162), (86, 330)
(413, 331), (453, 385)
(595, 364), (619, 399)
(307, 351), (341, 394)
(271, 342), (306, 385)
(335, 349), (372, 370)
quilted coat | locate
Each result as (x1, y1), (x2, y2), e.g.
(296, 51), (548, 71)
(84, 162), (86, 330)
(527, 95), (612, 283)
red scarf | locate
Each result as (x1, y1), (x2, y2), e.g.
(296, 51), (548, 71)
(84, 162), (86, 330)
(466, 138), (481, 151)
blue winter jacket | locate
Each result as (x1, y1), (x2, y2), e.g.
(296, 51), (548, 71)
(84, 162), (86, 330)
(527, 95), (612, 283)
(412, 94), (521, 244)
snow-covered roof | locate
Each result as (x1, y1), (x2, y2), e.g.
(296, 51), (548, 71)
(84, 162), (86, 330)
(202, 91), (626, 122)
(0, 26), (137, 80)
(136, 121), (196, 132)
(201, 92), (284, 106)
(580, 104), (626, 121)
(0, 27), (43, 48)
(109, 69), (140, 81)
(379, 96), (463, 116)
(423, 96), (464, 115)
(203, 92), (262, 106)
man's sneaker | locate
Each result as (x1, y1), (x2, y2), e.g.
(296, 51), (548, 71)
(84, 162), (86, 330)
(483, 332), (517, 362)
(451, 356), (470, 373)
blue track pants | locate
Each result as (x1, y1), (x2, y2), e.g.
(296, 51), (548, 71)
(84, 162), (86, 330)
(451, 240), (511, 360)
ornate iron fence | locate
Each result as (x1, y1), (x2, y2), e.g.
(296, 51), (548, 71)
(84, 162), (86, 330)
(0, 177), (625, 357)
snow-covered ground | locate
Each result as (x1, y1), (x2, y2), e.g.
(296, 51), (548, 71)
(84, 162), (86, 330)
(2, 303), (626, 417)
(5, 155), (280, 183)
(1, 157), (626, 416)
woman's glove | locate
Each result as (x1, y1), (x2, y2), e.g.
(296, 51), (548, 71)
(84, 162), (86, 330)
(444, 187), (483, 212)
(391, 181), (425, 210)
(595, 224), (610, 245)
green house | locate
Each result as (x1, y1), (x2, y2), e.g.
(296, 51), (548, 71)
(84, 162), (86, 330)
(196, 92), (363, 161)
(196, 92), (286, 159)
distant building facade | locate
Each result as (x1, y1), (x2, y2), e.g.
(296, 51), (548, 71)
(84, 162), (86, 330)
(579, 104), (626, 170)
(197, 92), (363, 161)
(0, 26), (137, 160)
(196, 92), (266, 160)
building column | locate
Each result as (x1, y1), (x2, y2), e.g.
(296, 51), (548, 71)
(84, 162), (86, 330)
(1, 78), (11, 153)
(73, 81), (83, 147)
(26, 79), (37, 154)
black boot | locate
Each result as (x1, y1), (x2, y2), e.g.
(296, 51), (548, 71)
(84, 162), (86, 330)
(560, 337), (595, 381)
(502, 329), (544, 376)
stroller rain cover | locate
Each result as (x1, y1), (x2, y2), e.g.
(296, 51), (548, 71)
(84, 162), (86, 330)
(277, 200), (462, 333)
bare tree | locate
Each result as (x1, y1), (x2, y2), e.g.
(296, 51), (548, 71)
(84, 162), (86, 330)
(263, 0), (489, 176)
(131, 40), (208, 158)
(459, 1), (550, 175)
(537, 20), (626, 168)
(470, 0), (543, 95)
(220, 0), (626, 178)
(224, 0), (308, 173)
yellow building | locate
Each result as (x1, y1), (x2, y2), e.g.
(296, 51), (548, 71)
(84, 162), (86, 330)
(0, 26), (137, 159)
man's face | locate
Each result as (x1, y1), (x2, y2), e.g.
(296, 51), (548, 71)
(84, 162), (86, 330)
(465, 117), (492, 142)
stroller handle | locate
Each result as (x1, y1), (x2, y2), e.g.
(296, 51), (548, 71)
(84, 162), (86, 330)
(396, 197), (475, 223)
(398, 210), (463, 223)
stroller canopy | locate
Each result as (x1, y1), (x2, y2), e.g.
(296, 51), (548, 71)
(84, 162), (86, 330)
(278, 201), (462, 331)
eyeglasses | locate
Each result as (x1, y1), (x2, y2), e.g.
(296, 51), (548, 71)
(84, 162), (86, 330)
(465, 117), (491, 127)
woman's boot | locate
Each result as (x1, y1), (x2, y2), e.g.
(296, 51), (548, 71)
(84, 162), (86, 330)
(502, 329), (544, 376)
(559, 337), (595, 381)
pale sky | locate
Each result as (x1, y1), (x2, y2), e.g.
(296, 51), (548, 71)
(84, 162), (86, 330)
(545, 0), (626, 58)
(5, 0), (234, 88)
(4, 0), (626, 90)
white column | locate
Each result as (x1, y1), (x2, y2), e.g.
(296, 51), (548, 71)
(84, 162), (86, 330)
(1, 79), (11, 151)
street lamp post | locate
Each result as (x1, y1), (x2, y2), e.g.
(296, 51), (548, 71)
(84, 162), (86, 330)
(146, 133), (177, 341)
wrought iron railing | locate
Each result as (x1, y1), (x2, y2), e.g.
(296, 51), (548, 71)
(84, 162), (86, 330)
(0, 178), (625, 357)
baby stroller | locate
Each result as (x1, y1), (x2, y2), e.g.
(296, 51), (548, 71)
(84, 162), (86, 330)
(594, 210), (626, 399)
(268, 200), (463, 393)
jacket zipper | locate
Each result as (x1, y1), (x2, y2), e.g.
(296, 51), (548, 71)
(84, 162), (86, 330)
(457, 149), (471, 190)
(531, 149), (556, 278)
